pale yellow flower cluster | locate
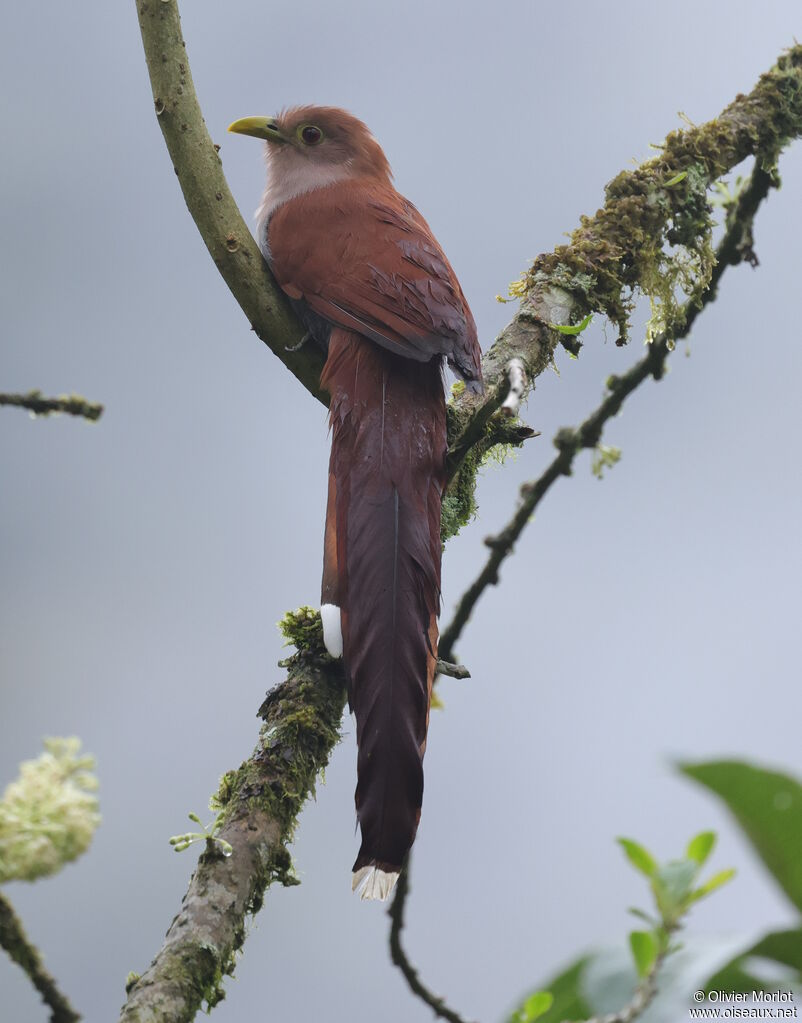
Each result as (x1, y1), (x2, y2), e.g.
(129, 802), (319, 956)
(0, 737), (100, 883)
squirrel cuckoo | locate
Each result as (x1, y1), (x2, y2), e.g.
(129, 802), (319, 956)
(229, 106), (483, 900)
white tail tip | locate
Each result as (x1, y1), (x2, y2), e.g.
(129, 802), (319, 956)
(351, 865), (400, 902)
(320, 603), (343, 658)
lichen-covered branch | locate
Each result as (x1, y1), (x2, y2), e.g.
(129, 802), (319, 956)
(0, 891), (81, 1023)
(445, 46), (802, 519)
(523, 50), (801, 343)
(119, 610), (346, 1023)
(388, 861), (476, 1023)
(439, 163), (776, 663)
(0, 391), (103, 421)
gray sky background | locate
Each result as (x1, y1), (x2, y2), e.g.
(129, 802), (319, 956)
(2, 2), (801, 1021)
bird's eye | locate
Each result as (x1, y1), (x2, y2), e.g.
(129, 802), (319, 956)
(300, 125), (323, 146)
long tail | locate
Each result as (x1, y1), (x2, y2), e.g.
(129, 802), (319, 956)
(320, 327), (446, 901)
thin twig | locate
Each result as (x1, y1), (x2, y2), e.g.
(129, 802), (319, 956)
(440, 338), (667, 663)
(435, 659), (471, 680)
(439, 163), (775, 663)
(389, 860), (477, 1023)
(574, 957), (662, 1023)
(0, 891), (81, 1023)
(570, 923), (678, 1023)
(445, 360), (536, 485)
(0, 391), (103, 421)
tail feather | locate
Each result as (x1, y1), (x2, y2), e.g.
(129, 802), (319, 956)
(351, 865), (400, 902)
(321, 327), (445, 890)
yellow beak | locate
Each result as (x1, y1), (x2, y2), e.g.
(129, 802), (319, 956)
(227, 116), (285, 143)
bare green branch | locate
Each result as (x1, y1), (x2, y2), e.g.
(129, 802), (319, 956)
(135, 0), (325, 401)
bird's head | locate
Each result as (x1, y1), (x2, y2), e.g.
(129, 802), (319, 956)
(228, 105), (393, 185)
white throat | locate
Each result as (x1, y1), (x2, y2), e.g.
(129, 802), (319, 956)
(256, 152), (352, 246)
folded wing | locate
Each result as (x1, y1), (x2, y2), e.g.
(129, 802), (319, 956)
(267, 180), (483, 391)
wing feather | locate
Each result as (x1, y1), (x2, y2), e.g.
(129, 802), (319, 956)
(267, 180), (483, 390)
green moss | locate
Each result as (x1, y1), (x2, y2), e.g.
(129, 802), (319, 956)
(143, 941), (234, 1015)
(277, 606), (327, 654)
(517, 47), (802, 346)
(529, 157), (715, 345)
(185, 618), (345, 1004)
(442, 452), (480, 543)
(442, 401), (531, 543)
(215, 607), (344, 861)
(209, 770), (237, 811)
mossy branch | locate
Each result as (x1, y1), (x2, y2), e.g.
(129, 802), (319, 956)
(439, 162), (776, 663)
(119, 611), (346, 1023)
(0, 891), (81, 1023)
(0, 391), (103, 421)
(526, 49), (802, 340)
(445, 46), (802, 503)
(443, 45), (802, 522)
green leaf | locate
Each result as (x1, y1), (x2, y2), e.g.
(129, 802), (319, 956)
(680, 760), (802, 913)
(687, 831), (716, 866)
(664, 171), (688, 186)
(515, 937), (769, 1023)
(689, 868), (736, 904)
(704, 928), (802, 993)
(629, 931), (658, 978)
(549, 313), (593, 336)
(628, 907), (659, 926)
(507, 958), (590, 1023)
(521, 992), (554, 1022)
(652, 859), (697, 918)
(582, 934), (760, 1023)
(617, 837), (658, 878)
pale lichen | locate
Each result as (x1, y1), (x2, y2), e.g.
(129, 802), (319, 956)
(591, 444), (623, 479)
(510, 48), (802, 347)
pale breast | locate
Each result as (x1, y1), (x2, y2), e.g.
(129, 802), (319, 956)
(255, 159), (353, 258)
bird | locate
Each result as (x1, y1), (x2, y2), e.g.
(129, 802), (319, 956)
(228, 106), (483, 900)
